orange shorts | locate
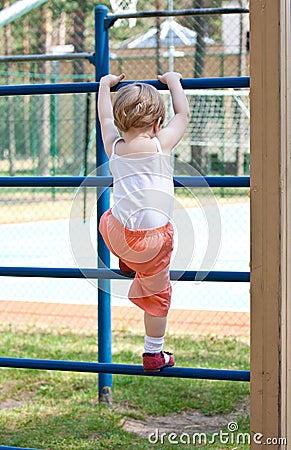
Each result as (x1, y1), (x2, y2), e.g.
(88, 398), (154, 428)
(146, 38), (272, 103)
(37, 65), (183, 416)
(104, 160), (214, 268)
(99, 209), (174, 317)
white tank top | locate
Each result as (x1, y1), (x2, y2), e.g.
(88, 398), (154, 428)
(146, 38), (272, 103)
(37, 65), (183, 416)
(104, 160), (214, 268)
(110, 137), (174, 230)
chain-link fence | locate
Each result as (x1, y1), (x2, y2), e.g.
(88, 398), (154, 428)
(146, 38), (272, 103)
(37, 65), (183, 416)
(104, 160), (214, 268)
(0, 0), (250, 336)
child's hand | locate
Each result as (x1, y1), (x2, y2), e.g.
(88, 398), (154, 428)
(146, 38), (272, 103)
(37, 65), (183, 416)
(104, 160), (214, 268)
(157, 72), (182, 85)
(100, 73), (125, 88)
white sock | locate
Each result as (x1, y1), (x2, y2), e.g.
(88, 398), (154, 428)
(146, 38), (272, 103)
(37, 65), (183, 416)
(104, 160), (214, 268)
(144, 335), (164, 354)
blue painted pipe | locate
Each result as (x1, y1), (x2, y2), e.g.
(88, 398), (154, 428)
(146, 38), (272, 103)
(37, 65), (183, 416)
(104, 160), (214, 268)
(0, 176), (250, 188)
(112, 77), (250, 91)
(0, 267), (250, 282)
(0, 357), (250, 381)
(95, 4), (113, 400)
(0, 447), (40, 450)
(0, 82), (99, 96)
(106, 7), (249, 24)
(0, 77), (250, 97)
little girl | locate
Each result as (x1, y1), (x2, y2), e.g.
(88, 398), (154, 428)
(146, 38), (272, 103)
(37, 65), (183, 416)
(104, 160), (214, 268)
(98, 72), (190, 371)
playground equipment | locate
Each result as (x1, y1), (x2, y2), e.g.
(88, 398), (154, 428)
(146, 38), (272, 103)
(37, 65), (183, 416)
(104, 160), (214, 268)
(0, 6), (266, 449)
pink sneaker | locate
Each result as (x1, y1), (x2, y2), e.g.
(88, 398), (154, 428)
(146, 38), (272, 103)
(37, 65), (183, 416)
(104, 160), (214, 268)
(142, 351), (175, 372)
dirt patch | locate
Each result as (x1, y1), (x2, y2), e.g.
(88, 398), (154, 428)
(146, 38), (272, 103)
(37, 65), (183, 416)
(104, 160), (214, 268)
(0, 398), (28, 410)
(0, 386), (34, 411)
(122, 400), (249, 439)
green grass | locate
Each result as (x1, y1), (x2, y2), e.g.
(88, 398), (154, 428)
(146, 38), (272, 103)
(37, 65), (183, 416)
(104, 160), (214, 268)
(0, 325), (250, 449)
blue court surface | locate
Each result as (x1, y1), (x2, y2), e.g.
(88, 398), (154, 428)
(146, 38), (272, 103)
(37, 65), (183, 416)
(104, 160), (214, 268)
(0, 202), (249, 312)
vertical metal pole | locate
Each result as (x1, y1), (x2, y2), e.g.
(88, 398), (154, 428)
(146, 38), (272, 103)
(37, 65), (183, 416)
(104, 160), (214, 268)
(95, 5), (112, 405)
(50, 65), (57, 200)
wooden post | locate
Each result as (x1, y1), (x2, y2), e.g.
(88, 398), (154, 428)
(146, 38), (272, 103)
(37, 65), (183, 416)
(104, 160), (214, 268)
(279, 1), (291, 446)
(250, 0), (290, 448)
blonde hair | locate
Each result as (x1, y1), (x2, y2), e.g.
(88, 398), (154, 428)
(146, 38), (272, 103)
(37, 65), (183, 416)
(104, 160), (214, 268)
(113, 83), (166, 132)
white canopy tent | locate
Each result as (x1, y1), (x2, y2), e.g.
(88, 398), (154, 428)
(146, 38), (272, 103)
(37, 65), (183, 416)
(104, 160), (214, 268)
(117, 18), (214, 49)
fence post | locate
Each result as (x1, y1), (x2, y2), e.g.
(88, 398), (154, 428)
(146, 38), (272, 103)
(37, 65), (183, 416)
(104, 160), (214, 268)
(94, 5), (112, 405)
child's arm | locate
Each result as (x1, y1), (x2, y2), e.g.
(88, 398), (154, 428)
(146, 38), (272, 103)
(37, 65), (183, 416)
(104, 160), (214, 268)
(97, 73), (125, 157)
(156, 72), (190, 154)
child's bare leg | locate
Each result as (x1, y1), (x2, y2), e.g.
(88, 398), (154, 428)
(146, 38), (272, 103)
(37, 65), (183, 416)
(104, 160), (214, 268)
(144, 312), (167, 338)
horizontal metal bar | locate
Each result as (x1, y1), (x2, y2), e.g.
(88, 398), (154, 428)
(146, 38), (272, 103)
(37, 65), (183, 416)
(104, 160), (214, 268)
(170, 270), (249, 282)
(0, 81), (98, 96)
(0, 357), (250, 381)
(0, 176), (250, 188)
(175, 176), (250, 188)
(106, 7), (249, 26)
(0, 267), (250, 282)
(0, 52), (94, 63)
(0, 175), (107, 187)
(0, 447), (39, 450)
(0, 77), (250, 96)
